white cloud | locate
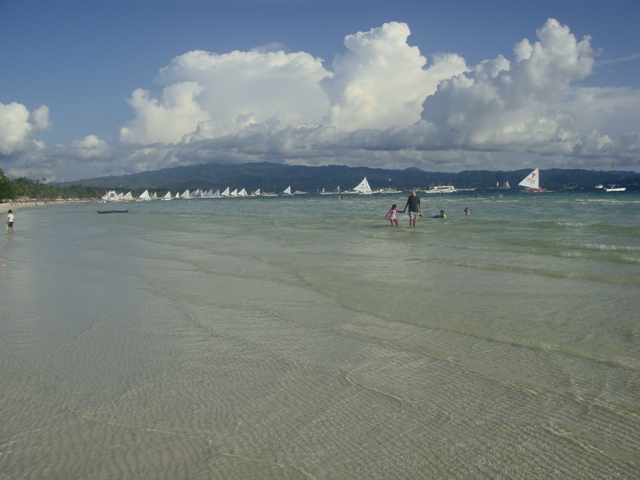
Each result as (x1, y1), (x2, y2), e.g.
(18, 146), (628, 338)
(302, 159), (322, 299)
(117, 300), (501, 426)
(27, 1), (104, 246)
(419, 19), (595, 153)
(119, 22), (467, 144)
(120, 82), (210, 144)
(323, 22), (466, 131)
(0, 102), (50, 155)
(71, 134), (111, 159)
(7, 18), (640, 181)
(142, 48), (331, 141)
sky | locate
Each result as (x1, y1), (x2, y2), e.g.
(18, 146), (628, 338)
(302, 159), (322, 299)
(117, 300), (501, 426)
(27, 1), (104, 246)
(1, 0), (640, 182)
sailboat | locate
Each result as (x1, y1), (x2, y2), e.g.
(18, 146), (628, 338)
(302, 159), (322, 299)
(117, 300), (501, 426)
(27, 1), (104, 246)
(282, 186), (292, 195)
(237, 188), (248, 197)
(103, 190), (119, 202)
(180, 189), (190, 199)
(138, 189), (151, 201)
(230, 188), (238, 197)
(353, 177), (372, 195)
(518, 169), (547, 193)
(251, 188), (261, 197)
(221, 187), (230, 197)
(161, 191), (172, 201)
(499, 181), (511, 190)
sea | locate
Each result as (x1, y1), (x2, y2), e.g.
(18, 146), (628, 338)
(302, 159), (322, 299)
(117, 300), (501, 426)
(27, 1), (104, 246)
(1, 189), (639, 479)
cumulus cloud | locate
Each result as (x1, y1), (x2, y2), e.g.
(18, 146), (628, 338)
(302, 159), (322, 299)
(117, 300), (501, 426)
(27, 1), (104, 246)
(119, 22), (468, 144)
(323, 22), (448, 131)
(119, 48), (331, 145)
(7, 18), (640, 181)
(0, 102), (50, 155)
(417, 19), (596, 155)
(120, 82), (210, 144)
(71, 134), (111, 159)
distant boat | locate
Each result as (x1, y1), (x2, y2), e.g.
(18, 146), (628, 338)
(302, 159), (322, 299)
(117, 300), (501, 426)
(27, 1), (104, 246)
(352, 177), (372, 195)
(237, 188), (248, 197)
(603, 184), (626, 192)
(102, 190), (119, 202)
(282, 186), (292, 195)
(180, 189), (190, 199)
(221, 187), (230, 197)
(230, 188), (238, 197)
(518, 168), (548, 193)
(374, 187), (402, 194)
(161, 191), (172, 201)
(595, 184), (603, 189)
(424, 185), (456, 194)
(97, 209), (128, 214)
(499, 181), (510, 190)
(138, 189), (151, 201)
(251, 188), (261, 196)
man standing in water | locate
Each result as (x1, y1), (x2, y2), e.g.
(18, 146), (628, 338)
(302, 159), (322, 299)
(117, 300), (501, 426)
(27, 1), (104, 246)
(403, 189), (422, 227)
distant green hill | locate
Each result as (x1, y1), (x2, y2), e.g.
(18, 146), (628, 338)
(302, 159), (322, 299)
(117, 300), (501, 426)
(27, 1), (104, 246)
(55, 162), (640, 193)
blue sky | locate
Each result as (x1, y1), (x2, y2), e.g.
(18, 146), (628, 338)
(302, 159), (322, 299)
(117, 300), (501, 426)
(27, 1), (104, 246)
(1, 0), (639, 182)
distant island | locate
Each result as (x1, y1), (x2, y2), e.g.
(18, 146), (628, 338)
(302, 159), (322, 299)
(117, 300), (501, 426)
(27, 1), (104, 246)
(55, 162), (639, 194)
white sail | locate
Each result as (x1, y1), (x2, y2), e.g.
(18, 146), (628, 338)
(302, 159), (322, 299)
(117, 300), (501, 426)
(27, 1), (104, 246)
(251, 188), (261, 196)
(230, 188), (238, 197)
(162, 191), (172, 200)
(519, 169), (540, 189)
(283, 186), (292, 195)
(152, 192), (157, 199)
(238, 188), (247, 196)
(180, 189), (190, 199)
(123, 191), (133, 201)
(353, 177), (372, 194)
(212, 189), (221, 197)
(500, 181), (510, 189)
(174, 192), (180, 199)
(104, 190), (119, 202)
(138, 189), (151, 200)
(221, 187), (230, 197)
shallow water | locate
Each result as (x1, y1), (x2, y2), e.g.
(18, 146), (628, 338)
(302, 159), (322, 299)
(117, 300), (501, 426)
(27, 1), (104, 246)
(1, 191), (639, 479)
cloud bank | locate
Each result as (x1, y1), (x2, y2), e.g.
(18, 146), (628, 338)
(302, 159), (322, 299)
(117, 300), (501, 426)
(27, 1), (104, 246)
(2, 19), (640, 181)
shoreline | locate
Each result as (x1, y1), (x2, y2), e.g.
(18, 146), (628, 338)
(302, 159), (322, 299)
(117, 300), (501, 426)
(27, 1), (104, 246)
(1, 199), (97, 215)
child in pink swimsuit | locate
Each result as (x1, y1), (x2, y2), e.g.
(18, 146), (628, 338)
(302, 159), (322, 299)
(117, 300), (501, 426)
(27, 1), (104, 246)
(384, 204), (402, 226)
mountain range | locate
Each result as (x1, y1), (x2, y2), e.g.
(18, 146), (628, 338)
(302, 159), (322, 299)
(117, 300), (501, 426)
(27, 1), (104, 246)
(56, 162), (640, 193)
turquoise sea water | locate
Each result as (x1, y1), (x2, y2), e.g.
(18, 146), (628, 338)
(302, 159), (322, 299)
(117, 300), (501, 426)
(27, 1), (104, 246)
(1, 190), (639, 479)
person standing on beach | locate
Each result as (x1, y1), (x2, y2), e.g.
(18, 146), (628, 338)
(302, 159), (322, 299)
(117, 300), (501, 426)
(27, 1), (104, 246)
(403, 189), (422, 227)
(6, 209), (14, 235)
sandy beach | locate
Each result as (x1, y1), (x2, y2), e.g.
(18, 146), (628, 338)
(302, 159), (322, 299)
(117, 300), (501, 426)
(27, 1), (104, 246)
(1, 199), (97, 214)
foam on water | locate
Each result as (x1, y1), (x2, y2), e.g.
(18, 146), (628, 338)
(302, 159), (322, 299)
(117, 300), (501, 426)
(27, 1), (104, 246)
(1, 192), (639, 478)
